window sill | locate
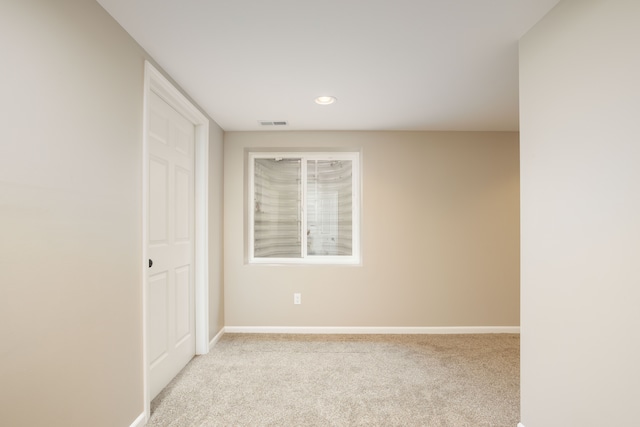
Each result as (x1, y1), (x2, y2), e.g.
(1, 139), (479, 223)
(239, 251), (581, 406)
(248, 257), (361, 266)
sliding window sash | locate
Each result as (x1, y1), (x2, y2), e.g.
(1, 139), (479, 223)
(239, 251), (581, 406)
(248, 152), (360, 265)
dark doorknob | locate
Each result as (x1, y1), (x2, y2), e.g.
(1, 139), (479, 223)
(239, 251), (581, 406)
(149, 259), (153, 268)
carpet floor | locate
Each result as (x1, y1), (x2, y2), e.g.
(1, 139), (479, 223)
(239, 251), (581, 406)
(148, 333), (519, 427)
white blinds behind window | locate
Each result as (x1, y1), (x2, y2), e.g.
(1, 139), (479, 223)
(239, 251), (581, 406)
(253, 158), (302, 258)
(306, 160), (353, 256)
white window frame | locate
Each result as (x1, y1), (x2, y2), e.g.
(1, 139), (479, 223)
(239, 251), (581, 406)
(248, 151), (361, 265)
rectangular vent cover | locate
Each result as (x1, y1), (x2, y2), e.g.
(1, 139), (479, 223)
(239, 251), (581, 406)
(259, 120), (288, 126)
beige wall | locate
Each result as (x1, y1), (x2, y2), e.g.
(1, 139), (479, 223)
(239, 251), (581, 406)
(0, 0), (224, 425)
(209, 125), (225, 338)
(224, 131), (519, 328)
(520, 0), (640, 425)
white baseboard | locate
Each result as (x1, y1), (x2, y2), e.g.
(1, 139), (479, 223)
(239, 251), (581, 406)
(518, 423), (526, 427)
(224, 326), (520, 334)
(209, 327), (226, 349)
(130, 412), (146, 427)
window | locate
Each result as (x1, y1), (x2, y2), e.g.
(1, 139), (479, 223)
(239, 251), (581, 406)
(248, 151), (360, 264)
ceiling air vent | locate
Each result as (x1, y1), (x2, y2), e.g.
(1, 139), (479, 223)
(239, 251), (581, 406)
(259, 120), (288, 126)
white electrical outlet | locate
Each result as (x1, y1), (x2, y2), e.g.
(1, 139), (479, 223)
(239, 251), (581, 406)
(293, 293), (301, 304)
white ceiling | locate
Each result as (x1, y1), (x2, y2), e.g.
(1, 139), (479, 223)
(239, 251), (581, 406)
(96, 0), (560, 132)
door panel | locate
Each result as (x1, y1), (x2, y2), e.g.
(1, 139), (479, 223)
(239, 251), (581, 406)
(174, 166), (190, 241)
(174, 119), (193, 156)
(147, 90), (195, 400)
(149, 158), (168, 243)
(148, 272), (168, 366)
(174, 266), (191, 343)
(149, 110), (169, 146)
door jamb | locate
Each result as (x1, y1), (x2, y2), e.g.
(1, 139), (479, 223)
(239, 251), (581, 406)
(142, 61), (209, 421)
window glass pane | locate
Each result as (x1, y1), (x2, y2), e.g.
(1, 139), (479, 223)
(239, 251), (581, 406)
(254, 158), (302, 258)
(306, 159), (353, 256)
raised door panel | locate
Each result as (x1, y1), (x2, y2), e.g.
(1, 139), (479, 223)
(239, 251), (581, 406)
(149, 157), (169, 243)
(174, 166), (190, 242)
(174, 265), (191, 345)
(148, 272), (168, 366)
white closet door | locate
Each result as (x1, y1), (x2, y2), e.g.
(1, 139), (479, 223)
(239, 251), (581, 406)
(147, 90), (195, 400)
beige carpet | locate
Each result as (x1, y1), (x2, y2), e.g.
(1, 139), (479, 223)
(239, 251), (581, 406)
(148, 333), (519, 427)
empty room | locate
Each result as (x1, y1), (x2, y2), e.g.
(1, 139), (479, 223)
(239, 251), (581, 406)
(1, 1), (638, 427)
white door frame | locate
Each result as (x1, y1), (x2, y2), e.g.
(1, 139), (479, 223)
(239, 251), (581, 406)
(142, 61), (209, 421)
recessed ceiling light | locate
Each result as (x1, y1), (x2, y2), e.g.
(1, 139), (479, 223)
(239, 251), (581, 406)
(315, 96), (337, 105)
